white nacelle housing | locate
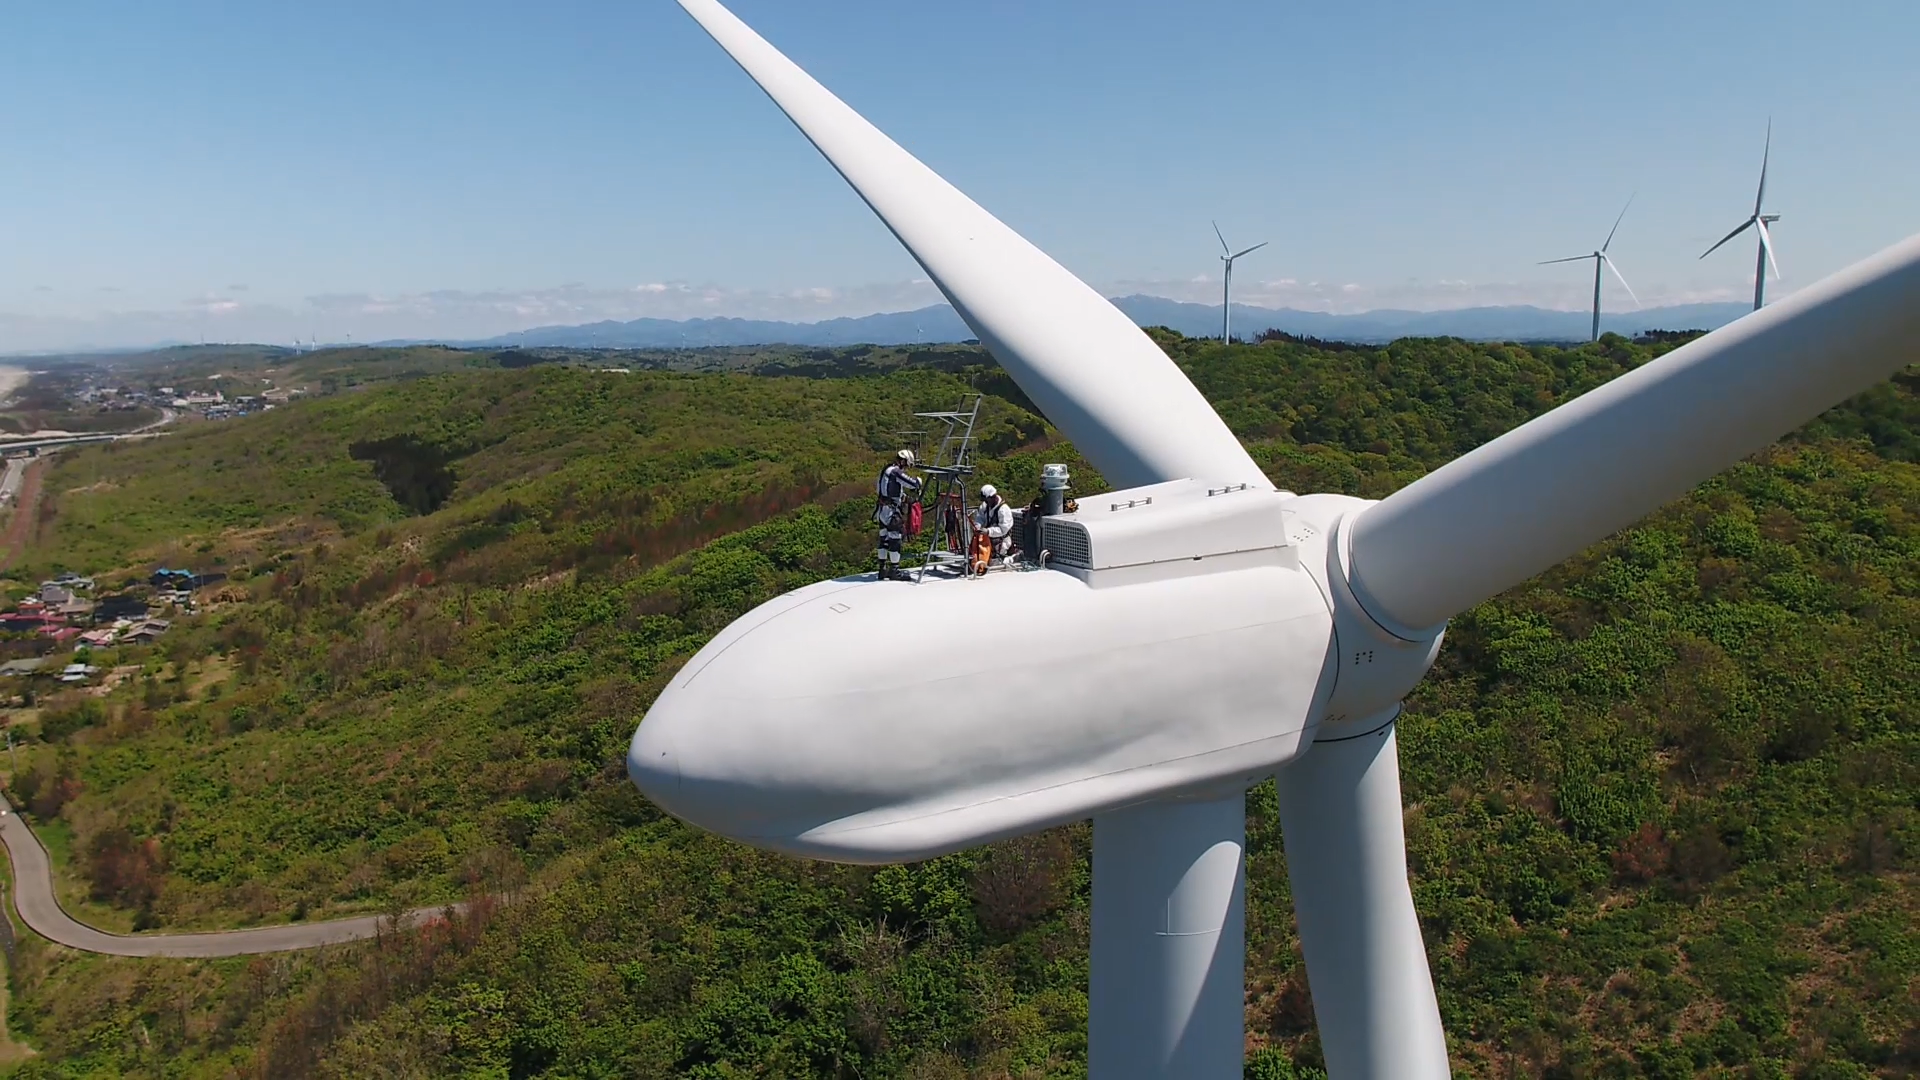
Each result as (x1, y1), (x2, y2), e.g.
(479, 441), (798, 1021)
(1041, 478), (1299, 582)
(630, 481), (1334, 863)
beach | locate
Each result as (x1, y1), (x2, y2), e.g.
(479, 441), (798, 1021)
(0, 367), (27, 404)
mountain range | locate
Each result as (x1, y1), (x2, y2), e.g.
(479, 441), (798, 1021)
(458, 296), (1755, 350)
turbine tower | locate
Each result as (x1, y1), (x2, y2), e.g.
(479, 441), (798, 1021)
(1540, 196), (1640, 341)
(1214, 222), (1267, 343)
(1701, 120), (1783, 310)
(635, 4), (1920, 1077)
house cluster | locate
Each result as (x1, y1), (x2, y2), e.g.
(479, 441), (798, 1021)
(0, 569), (202, 665)
(77, 381), (281, 420)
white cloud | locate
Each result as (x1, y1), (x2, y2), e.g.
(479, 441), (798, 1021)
(183, 296), (243, 315)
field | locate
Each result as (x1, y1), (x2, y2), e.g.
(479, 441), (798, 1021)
(0, 333), (1912, 1078)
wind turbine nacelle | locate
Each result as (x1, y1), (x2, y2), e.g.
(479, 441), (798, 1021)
(630, 480), (1361, 864)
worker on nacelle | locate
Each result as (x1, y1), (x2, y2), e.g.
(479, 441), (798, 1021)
(874, 449), (923, 580)
(973, 483), (1014, 565)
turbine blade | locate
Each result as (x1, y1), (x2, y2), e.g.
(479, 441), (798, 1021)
(1230, 241), (1269, 261)
(1699, 218), (1755, 260)
(1601, 253), (1640, 308)
(1538, 255), (1594, 265)
(1755, 117), (1772, 216)
(1212, 220), (1230, 256)
(1279, 727), (1449, 1078)
(1602, 192), (1634, 252)
(1347, 233), (1920, 633)
(1757, 218), (1782, 280)
(674, 0), (1265, 489)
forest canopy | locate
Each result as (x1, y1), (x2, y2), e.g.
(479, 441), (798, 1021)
(1, 332), (1913, 1079)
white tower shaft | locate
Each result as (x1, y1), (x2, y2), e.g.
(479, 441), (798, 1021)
(1590, 256), (1603, 342)
(1222, 259), (1234, 343)
(1090, 793), (1247, 1079)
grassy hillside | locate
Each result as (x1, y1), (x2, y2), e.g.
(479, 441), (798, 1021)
(105, 344), (486, 399)
(97, 340), (1004, 405)
(1, 335), (1914, 1079)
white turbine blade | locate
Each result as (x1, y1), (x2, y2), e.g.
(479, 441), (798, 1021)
(1700, 218), (1755, 260)
(1600, 253), (1640, 307)
(1212, 220), (1231, 257)
(1279, 726), (1449, 1079)
(1538, 255), (1593, 266)
(1230, 241), (1269, 261)
(675, 0), (1265, 489)
(1601, 192), (1634, 253)
(1348, 233), (1920, 633)
(1754, 117), (1772, 216)
(1757, 218), (1782, 280)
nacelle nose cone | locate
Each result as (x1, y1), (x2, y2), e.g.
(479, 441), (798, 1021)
(623, 558), (1336, 863)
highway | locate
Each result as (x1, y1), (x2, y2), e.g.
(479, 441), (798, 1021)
(0, 804), (462, 957)
(0, 459), (23, 505)
(0, 407), (179, 458)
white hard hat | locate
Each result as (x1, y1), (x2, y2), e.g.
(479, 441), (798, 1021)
(896, 449), (915, 465)
(980, 484), (997, 499)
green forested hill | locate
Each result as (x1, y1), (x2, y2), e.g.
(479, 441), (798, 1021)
(2, 335), (1913, 1079)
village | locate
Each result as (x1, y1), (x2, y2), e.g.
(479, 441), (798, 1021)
(76, 378), (297, 421)
(0, 567), (221, 691)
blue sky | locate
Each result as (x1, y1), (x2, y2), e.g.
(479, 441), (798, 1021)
(2, 0), (1915, 351)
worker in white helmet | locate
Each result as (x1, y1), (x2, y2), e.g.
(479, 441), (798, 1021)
(873, 448), (923, 580)
(972, 482), (1015, 564)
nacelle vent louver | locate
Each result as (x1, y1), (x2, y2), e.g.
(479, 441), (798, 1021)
(1042, 519), (1093, 568)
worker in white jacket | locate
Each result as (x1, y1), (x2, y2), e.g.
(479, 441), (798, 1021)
(973, 484), (1015, 562)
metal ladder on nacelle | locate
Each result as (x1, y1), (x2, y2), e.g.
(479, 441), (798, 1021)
(906, 395), (982, 580)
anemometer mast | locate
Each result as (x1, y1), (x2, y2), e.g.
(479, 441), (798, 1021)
(900, 395), (983, 579)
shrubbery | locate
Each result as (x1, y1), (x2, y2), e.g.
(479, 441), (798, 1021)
(1, 338), (1913, 1078)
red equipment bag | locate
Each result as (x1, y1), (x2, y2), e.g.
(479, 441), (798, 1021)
(905, 501), (924, 538)
(970, 529), (993, 576)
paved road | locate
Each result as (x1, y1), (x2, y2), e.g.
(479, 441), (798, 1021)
(0, 806), (455, 957)
(0, 459), (23, 505)
(132, 407), (177, 433)
(0, 408), (177, 458)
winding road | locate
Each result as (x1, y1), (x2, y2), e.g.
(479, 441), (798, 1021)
(0, 806), (454, 957)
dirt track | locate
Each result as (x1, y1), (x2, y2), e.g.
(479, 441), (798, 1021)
(0, 459), (46, 574)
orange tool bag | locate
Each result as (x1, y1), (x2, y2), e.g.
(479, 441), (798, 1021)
(970, 529), (993, 576)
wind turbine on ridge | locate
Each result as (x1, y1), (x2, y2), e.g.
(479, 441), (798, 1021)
(634, 3), (1920, 1077)
(1701, 120), (1783, 310)
(1539, 195), (1640, 342)
(1214, 221), (1267, 343)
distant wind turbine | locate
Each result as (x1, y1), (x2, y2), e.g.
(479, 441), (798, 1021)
(1700, 120), (1782, 311)
(1539, 195), (1640, 342)
(1213, 221), (1267, 343)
